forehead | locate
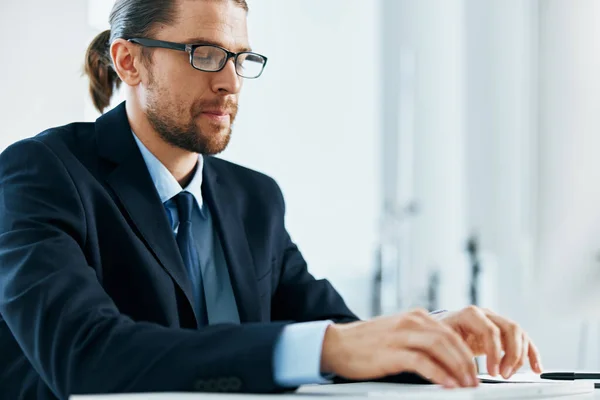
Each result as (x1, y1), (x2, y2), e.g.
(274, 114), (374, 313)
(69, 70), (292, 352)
(159, 0), (250, 52)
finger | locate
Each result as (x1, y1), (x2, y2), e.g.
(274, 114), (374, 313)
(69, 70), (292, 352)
(411, 308), (430, 316)
(398, 328), (477, 387)
(481, 308), (497, 316)
(511, 333), (528, 376)
(414, 314), (479, 383)
(392, 349), (460, 389)
(528, 339), (544, 373)
(431, 322), (479, 385)
(487, 314), (523, 378)
(461, 307), (503, 376)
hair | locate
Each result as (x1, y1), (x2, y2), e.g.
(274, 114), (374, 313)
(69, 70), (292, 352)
(84, 0), (249, 113)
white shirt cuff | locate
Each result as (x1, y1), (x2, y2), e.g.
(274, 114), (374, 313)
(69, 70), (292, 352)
(273, 320), (333, 387)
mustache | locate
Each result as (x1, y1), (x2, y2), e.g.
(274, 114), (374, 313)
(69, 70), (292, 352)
(193, 98), (238, 116)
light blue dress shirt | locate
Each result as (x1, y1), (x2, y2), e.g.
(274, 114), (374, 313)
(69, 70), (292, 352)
(132, 132), (331, 387)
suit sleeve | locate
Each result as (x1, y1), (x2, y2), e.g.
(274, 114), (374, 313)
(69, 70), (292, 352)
(268, 180), (357, 324)
(0, 139), (288, 399)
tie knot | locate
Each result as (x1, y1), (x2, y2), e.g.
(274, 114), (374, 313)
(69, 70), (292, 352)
(174, 191), (196, 223)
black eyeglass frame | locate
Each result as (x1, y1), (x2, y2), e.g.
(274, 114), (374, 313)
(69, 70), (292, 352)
(127, 37), (268, 78)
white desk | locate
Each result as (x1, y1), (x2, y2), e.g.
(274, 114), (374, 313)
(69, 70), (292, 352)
(71, 381), (597, 400)
(301, 382), (596, 399)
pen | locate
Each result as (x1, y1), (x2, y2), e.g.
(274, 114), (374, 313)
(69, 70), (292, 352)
(541, 372), (600, 380)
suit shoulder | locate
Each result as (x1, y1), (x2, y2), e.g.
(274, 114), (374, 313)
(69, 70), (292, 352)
(0, 122), (97, 187)
(3, 121), (93, 152)
(34, 122), (94, 150)
(1, 122), (96, 163)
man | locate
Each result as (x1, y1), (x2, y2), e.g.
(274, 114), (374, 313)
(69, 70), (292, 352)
(0, 0), (542, 399)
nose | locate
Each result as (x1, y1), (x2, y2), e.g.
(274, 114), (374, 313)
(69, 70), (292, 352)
(210, 58), (242, 95)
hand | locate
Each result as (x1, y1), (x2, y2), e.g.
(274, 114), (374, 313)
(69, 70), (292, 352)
(320, 309), (479, 388)
(437, 306), (543, 378)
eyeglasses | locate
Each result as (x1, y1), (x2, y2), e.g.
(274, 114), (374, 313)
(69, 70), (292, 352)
(128, 38), (268, 79)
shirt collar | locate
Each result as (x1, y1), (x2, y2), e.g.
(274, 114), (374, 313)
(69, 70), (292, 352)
(131, 131), (204, 211)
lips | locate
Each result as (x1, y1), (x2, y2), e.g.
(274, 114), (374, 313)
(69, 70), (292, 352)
(195, 100), (238, 122)
(202, 109), (230, 116)
(199, 109), (232, 123)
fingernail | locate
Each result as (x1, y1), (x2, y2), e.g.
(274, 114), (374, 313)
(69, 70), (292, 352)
(445, 378), (459, 388)
(465, 375), (475, 387)
(493, 365), (500, 376)
(503, 367), (512, 378)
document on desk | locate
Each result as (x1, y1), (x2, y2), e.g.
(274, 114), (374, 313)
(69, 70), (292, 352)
(479, 371), (600, 387)
(71, 381), (595, 400)
(478, 372), (550, 384)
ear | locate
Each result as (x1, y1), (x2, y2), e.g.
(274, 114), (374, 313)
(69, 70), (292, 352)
(110, 38), (144, 86)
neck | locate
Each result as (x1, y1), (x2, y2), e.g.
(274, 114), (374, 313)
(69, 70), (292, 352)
(126, 100), (198, 187)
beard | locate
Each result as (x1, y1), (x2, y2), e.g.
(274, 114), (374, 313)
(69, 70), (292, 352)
(145, 73), (238, 155)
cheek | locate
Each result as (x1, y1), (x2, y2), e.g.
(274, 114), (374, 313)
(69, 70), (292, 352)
(156, 55), (212, 97)
(167, 75), (214, 111)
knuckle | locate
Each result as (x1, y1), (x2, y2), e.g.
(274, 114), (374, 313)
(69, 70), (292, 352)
(399, 315), (415, 327)
(508, 322), (521, 335)
(442, 324), (459, 338)
(410, 352), (426, 365)
(412, 308), (428, 316)
(487, 325), (501, 338)
(401, 315), (423, 328)
(465, 305), (480, 315)
(432, 334), (447, 348)
(440, 329), (459, 346)
(507, 353), (519, 363)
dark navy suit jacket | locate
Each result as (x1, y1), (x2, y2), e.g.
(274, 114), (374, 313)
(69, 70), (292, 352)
(0, 103), (426, 399)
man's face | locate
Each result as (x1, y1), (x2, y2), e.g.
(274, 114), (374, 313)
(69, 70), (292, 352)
(140, 0), (249, 155)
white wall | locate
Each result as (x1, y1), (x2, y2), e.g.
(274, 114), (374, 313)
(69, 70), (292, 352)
(85, 0), (126, 119)
(381, 0), (469, 312)
(381, 0), (579, 372)
(534, 0), (600, 370)
(461, 0), (600, 370)
(381, 0), (538, 316)
(0, 0), (90, 151)
(464, 0), (539, 319)
(381, 0), (538, 318)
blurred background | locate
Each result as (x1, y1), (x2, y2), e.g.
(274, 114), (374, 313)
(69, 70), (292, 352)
(2, 0), (600, 373)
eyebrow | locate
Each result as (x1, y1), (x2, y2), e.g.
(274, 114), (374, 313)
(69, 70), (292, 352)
(182, 37), (252, 53)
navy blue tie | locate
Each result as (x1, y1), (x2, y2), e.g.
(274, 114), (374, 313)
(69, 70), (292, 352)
(174, 191), (208, 326)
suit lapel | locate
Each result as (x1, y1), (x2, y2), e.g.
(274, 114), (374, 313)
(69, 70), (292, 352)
(202, 159), (262, 323)
(96, 103), (197, 325)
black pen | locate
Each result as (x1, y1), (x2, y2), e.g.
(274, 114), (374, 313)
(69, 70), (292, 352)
(541, 372), (600, 380)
